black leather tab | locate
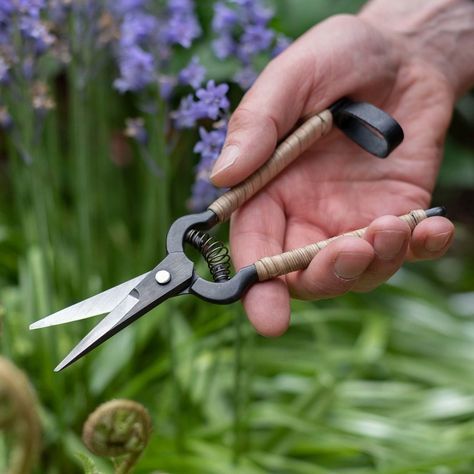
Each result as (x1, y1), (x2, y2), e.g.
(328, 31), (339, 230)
(330, 98), (404, 158)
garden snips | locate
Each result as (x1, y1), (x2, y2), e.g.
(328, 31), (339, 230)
(30, 98), (446, 371)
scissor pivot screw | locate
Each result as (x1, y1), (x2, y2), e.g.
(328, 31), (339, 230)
(155, 270), (171, 285)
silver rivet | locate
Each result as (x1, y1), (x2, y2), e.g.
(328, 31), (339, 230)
(155, 270), (171, 285)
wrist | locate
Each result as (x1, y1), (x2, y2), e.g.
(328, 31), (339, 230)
(359, 0), (474, 98)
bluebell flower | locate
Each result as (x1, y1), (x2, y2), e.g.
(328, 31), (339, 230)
(114, 46), (155, 92)
(195, 80), (229, 120)
(245, 2), (273, 25)
(193, 126), (226, 162)
(0, 56), (9, 83)
(211, 0), (291, 90)
(20, 17), (55, 54)
(172, 94), (201, 129)
(109, 0), (146, 16)
(272, 34), (292, 57)
(165, 14), (201, 48)
(212, 34), (235, 60)
(239, 24), (274, 61)
(0, 3), (13, 24)
(0, 105), (12, 129)
(212, 3), (238, 32)
(233, 66), (257, 90)
(158, 75), (177, 100)
(188, 178), (221, 212)
(178, 56), (206, 89)
(120, 12), (160, 47)
(189, 119), (228, 211)
(168, 0), (194, 14)
(15, 0), (45, 18)
(164, 0), (201, 48)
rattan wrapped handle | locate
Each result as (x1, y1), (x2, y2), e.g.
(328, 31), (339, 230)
(254, 209), (432, 281)
(208, 110), (333, 222)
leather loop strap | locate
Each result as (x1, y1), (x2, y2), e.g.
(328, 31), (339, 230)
(330, 98), (404, 158)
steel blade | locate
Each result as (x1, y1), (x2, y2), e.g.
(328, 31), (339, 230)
(54, 252), (196, 372)
(54, 293), (139, 372)
(29, 273), (148, 330)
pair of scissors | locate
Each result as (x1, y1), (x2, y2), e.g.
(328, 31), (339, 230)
(30, 98), (445, 371)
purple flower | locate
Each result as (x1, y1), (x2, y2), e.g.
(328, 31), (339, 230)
(164, 0), (201, 48)
(165, 13), (201, 48)
(194, 126), (226, 162)
(189, 121), (227, 212)
(20, 17), (55, 53)
(211, 0), (291, 89)
(212, 2), (238, 32)
(239, 24), (274, 61)
(245, 3), (273, 25)
(120, 12), (160, 47)
(0, 3), (14, 23)
(0, 56), (9, 83)
(15, 0), (45, 18)
(178, 56), (206, 89)
(212, 34), (235, 60)
(188, 178), (221, 212)
(195, 80), (229, 120)
(114, 46), (155, 92)
(172, 94), (201, 128)
(109, 0), (146, 15)
(0, 105), (12, 129)
(233, 66), (257, 90)
(168, 0), (194, 13)
(273, 34), (292, 57)
(159, 75), (177, 100)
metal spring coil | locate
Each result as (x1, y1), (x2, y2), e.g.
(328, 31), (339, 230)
(185, 230), (231, 282)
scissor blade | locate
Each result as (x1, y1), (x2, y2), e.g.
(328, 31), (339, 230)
(54, 252), (196, 372)
(54, 293), (139, 372)
(29, 273), (149, 329)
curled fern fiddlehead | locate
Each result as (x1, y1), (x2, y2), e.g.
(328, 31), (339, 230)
(0, 356), (41, 474)
(82, 399), (152, 474)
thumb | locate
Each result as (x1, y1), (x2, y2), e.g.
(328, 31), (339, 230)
(209, 14), (396, 188)
(209, 47), (316, 188)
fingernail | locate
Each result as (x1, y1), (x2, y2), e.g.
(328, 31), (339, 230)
(210, 144), (240, 179)
(334, 252), (372, 280)
(425, 231), (451, 252)
(373, 230), (407, 260)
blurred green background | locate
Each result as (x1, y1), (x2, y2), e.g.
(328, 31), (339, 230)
(1, 1), (473, 473)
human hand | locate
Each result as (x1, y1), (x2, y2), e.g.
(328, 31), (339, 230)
(207, 5), (470, 336)
(210, 3), (474, 336)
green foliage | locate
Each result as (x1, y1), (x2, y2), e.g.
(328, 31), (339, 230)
(77, 454), (102, 474)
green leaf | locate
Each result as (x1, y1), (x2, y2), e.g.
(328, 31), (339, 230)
(76, 453), (102, 474)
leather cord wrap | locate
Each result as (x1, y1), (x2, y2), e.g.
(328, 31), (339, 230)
(208, 110), (333, 222)
(255, 209), (427, 281)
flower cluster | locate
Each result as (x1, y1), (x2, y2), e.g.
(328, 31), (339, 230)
(190, 123), (227, 211)
(111, 0), (201, 94)
(172, 79), (229, 129)
(171, 75), (231, 211)
(0, 0), (56, 84)
(212, 0), (291, 89)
